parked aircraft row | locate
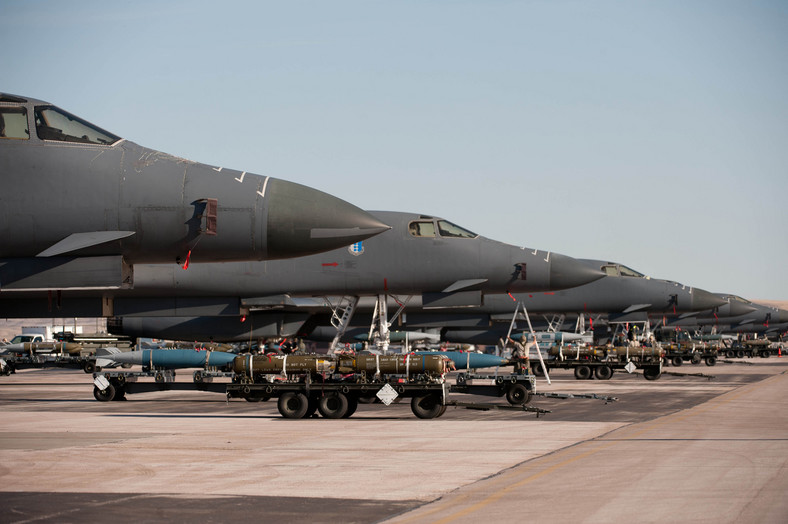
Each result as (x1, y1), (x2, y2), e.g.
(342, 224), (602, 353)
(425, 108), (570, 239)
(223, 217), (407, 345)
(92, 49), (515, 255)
(2, 93), (785, 348)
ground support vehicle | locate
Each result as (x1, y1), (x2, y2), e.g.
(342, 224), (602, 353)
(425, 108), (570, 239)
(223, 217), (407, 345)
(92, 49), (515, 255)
(451, 372), (536, 406)
(1, 352), (104, 374)
(91, 352), (553, 418)
(661, 344), (718, 367)
(90, 368), (546, 418)
(1, 338), (133, 375)
(529, 345), (663, 381)
(227, 352), (544, 419)
(225, 372), (546, 419)
(92, 369), (228, 401)
(452, 372), (619, 404)
(227, 374), (449, 419)
(722, 341), (779, 359)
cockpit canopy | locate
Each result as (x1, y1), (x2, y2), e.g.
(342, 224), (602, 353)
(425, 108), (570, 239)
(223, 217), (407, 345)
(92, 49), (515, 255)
(601, 263), (645, 278)
(34, 106), (120, 145)
(723, 294), (752, 305)
(408, 217), (478, 239)
(0, 93), (120, 146)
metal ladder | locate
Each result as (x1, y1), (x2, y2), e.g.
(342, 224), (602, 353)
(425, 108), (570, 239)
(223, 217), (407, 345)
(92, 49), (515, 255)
(328, 296), (359, 353)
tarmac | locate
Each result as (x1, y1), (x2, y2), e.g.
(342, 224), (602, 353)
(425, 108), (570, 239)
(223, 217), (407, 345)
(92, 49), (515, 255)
(0, 357), (786, 523)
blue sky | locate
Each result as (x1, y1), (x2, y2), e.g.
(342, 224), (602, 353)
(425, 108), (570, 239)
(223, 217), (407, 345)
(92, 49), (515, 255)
(2, 0), (787, 300)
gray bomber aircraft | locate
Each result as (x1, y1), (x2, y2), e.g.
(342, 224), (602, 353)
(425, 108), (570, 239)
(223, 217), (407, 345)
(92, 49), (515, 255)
(76, 211), (607, 341)
(102, 256), (724, 346)
(655, 294), (788, 336)
(0, 93), (389, 291)
(415, 260), (725, 323)
(304, 260), (728, 345)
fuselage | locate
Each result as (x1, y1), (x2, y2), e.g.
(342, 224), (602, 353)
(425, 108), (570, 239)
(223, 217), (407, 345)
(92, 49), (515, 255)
(1, 211), (604, 318)
(0, 93), (389, 267)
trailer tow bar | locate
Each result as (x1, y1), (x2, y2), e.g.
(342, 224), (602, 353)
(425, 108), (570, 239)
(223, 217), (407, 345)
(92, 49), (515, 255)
(661, 371), (716, 380)
(719, 359), (755, 366)
(448, 401), (551, 418)
(533, 392), (619, 404)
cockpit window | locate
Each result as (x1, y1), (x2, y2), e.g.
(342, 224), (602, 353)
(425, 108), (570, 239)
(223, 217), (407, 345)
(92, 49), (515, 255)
(601, 264), (644, 278)
(437, 220), (478, 239)
(408, 221), (437, 237)
(0, 107), (29, 140)
(601, 265), (619, 277)
(34, 106), (120, 145)
(408, 219), (478, 239)
(727, 295), (751, 304)
(618, 265), (644, 278)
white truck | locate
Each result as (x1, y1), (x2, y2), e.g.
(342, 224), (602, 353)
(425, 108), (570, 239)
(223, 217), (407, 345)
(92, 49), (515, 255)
(15, 326), (55, 343)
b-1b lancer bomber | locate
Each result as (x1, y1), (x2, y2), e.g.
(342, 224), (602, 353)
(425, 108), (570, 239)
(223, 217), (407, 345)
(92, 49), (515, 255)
(307, 259), (727, 346)
(0, 93), (389, 291)
(90, 211), (605, 342)
(658, 294), (788, 336)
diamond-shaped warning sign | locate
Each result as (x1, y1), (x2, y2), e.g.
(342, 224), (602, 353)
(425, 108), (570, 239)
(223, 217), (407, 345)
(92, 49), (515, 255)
(94, 375), (110, 390)
(376, 383), (399, 406)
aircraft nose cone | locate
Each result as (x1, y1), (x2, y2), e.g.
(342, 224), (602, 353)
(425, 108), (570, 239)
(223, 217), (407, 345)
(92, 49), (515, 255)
(727, 300), (758, 317)
(691, 288), (727, 311)
(265, 179), (390, 259)
(548, 253), (605, 290)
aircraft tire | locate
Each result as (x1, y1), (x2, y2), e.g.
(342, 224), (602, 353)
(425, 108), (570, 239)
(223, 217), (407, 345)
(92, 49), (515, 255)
(411, 393), (444, 419)
(318, 392), (349, 419)
(278, 392), (310, 419)
(691, 353), (702, 365)
(594, 365), (613, 380)
(760, 350), (770, 358)
(505, 383), (532, 405)
(705, 356), (717, 366)
(671, 356), (683, 367)
(83, 362), (96, 374)
(93, 384), (115, 402)
(643, 367), (661, 381)
(736, 350), (744, 358)
(574, 365), (592, 380)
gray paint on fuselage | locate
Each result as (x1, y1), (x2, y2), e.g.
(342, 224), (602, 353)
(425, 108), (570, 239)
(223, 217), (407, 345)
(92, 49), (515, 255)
(0, 93), (389, 268)
(0, 211), (604, 317)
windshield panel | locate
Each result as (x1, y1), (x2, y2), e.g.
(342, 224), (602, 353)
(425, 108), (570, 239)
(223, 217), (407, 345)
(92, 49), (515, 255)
(601, 265), (619, 277)
(437, 220), (477, 239)
(0, 107), (29, 139)
(408, 221), (437, 237)
(35, 106), (120, 145)
(618, 265), (645, 278)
